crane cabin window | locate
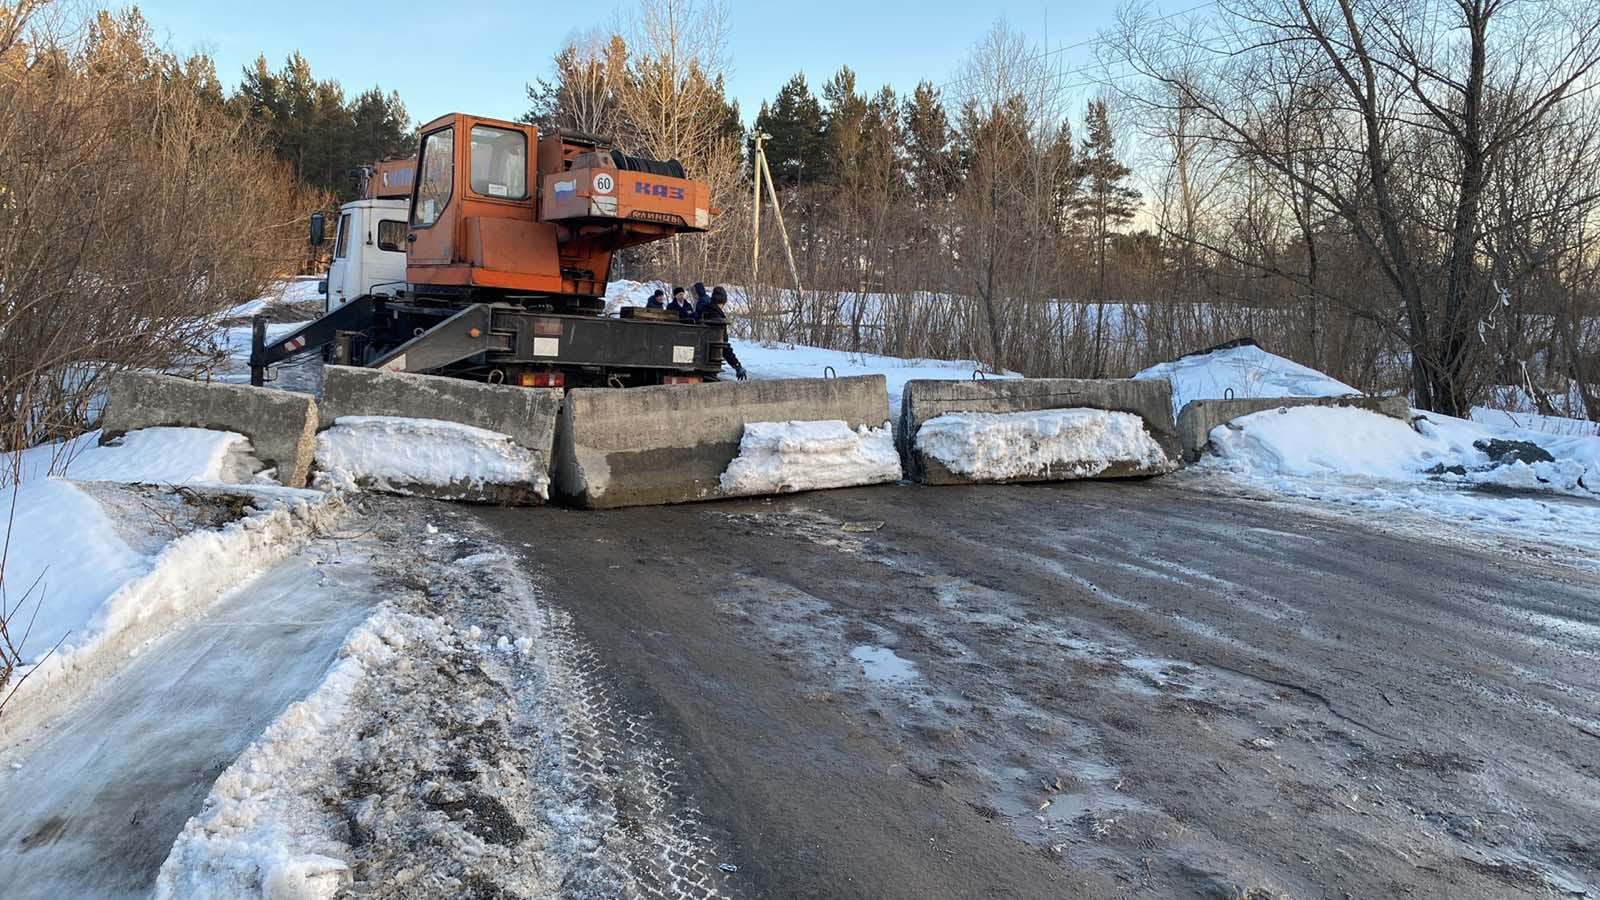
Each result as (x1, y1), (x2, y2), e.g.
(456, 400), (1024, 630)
(469, 125), (527, 200)
(376, 220), (407, 252)
(412, 126), (454, 226)
(333, 213), (351, 258)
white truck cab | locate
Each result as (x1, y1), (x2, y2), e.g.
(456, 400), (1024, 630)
(322, 198), (409, 311)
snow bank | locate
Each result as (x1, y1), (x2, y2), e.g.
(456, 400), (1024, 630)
(719, 420), (901, 495)
(1, 479), (150, 660)
(1, 486), (342, 742)
(69, 427), (250, 484)
(1135, 344), (1359, 417)
(155, 608), (426, 900)
(916, 409), (1172, 481)
(314, 416), (548, 499)
(1208, 405), (1598, 497)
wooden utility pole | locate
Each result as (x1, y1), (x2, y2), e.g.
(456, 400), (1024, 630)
(753, 132), (764, 283)
(750, 135), (804, 298)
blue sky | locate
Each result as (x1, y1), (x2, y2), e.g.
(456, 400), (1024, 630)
(135, 0), (1123, 127)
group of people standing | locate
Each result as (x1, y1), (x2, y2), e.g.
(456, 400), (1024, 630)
(645, 282), (745, 379)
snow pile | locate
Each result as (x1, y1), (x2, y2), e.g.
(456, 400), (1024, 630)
(155, 608), (427, 900)
(719, 420), (901, 495)
(1, 485), (341, 741)
(314, 416), (548, 498)
(1, 479), (150, 660)
(916, 409), (1173, 481)
(1207, 405), (1597, 496)
(1135, 343), (1360, 417)
(69, 427), (251, 484)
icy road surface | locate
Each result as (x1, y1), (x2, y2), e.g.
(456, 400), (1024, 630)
(0, 527), (383, 898)
(473, 479), (1600, 899)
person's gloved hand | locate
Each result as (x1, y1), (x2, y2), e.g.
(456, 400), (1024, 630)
(735, 365), (748, 381)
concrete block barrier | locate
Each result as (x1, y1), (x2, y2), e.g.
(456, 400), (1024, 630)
(897, 378), (1180, 485)
(316, 366), (561, 504)
(554, 375), (892, 508)
(1177, 395), (1409, 462)
(100, 373), (319, 488)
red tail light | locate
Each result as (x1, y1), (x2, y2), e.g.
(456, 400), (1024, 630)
(519, 371), (564, 387)
(663, 375), (702, 385)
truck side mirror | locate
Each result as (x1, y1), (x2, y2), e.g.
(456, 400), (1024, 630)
(309, 212), (326, 247)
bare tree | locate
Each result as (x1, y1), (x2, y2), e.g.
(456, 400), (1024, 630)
(1110, 0), (1600, 414)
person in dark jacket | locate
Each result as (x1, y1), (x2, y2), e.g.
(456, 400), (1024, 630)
(645, 288), (666, 309)
(667, 286), (694, 320)
(691, 281), (713, 322)
(699, 285), (746, 379)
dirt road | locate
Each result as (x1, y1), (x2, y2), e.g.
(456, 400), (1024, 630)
(474, 478), (1600, 899)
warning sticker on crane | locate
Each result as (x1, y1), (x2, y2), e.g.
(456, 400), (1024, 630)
(593, 172), (615, 194)
(533, 337), (559, 357)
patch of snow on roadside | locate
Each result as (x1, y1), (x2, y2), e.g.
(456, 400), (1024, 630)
(1208, 406), (1597, 497)
(1, 488), (341, 743)
(68, 427), (248, 485)
(154, 608), (426, 900)
(916, 409), (1171, 481)
(314, 416), (547, 498)
(1, 479), (150, 661)
(719, 420), (901, 495)
(1135, 344), (1359, 417)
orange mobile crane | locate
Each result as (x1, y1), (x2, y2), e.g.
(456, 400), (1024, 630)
(252, 113), (723, 389)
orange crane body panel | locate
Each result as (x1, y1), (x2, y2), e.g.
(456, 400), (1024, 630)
(400, 113), (709, 300)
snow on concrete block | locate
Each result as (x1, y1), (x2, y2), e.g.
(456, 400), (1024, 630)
(314, 416), (550, 504)
(897, 378), (1179, 484)
(914, 409), (1174, 484)
(718, 420), (901, 497)
(554, 375), (889, 508)
(1177, 395), (1410, 462)
(100, 372), (319, 487)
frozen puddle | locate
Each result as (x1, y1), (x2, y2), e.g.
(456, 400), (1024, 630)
(850, 645), (918, 683)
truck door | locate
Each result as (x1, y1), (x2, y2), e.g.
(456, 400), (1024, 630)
(327, 209), (355, 310)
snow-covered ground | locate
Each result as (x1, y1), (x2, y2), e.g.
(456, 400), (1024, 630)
(1153, 344), (1600, 565)
(0, 427), (340, 743)
(731, 341), (1016, 419)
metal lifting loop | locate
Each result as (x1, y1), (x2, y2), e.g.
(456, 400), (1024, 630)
(487, 369), (505, 384)
(823, 366), (837, 380)
(972, 370), (986, 381)
(608, 374), (625, 389)
(1224, 387), (1235, 400)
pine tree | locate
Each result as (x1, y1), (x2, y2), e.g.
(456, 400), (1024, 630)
(902, 81), (957, 205)
(1073, 99), (1140, 298)
(754, 73), (824, 186)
